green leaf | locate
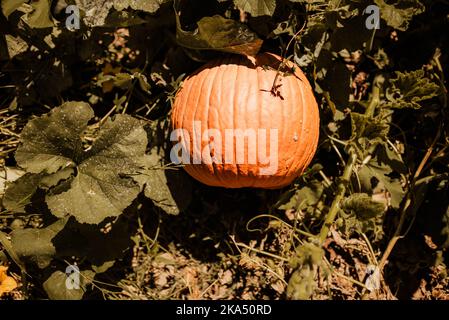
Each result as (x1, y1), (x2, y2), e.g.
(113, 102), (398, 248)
(384, 69), (441, 109)
(2, 173), (41, 213)
(176, 14), (263, 56)
(15, 101), (148, 224)
(233, 0), (276, 17)
(359, 158), (405, 209)
(1, 0), (26, 17)
(10, 219), (67, 268)
(374, 0), (425, 31)
(43, 269), (95, 300)
(15, 101), (93, 174)
(135, 150), (192, 215)
(342, 193), (386, 220)
(46, 114), (147, 224)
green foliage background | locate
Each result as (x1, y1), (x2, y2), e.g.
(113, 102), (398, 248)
(0, 0), (448, 300)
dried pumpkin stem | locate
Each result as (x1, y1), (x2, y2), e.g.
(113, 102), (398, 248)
(270, 22), (307, 95)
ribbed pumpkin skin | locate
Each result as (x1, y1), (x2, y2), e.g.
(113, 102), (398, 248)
(171, 52), (320, 189)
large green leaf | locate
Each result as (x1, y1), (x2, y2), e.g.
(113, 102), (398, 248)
(176, 14), (263, 56)
(46, 114), (147, 224)
(10, 219), (67, 269)
(233, 0), (276, 17)
(374, 0), (424, 31)
(43, 269), (95, 300)
(15, 101), (93, 174)
(14, 101), (147, 224)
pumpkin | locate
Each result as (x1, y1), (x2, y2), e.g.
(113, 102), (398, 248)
(170, 52), (320, 189)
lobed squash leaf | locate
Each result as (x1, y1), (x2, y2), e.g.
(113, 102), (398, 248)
(384, 69), (441, 109)
(45, 113), (147, 224)
(12, 101), (148, 224)
(23, 0), (54, 28)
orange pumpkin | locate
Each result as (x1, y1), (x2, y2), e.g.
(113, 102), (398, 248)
(170, 52), (320, 189)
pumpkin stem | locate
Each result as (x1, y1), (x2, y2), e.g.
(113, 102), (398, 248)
(269, 21), (307, 98)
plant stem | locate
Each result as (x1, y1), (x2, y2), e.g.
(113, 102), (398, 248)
(318, 150), (356, 244)
(317, 74), (384, 245)
(365, 74), (383, 117)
